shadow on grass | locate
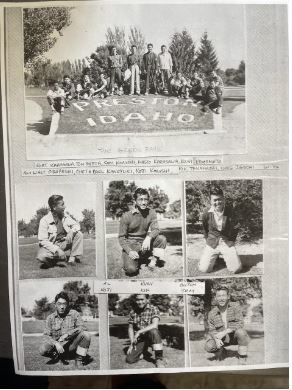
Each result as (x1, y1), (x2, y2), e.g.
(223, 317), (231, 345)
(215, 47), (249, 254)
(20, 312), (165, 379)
(161, 228), (182, 246)
(110, 323), (185, 350)
(27, 120), (51, 135)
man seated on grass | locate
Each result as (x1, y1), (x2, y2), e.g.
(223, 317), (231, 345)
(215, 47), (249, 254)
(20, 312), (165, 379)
(76, 74), (94, 100)
(126, 294), (166, 368)
(204, 285), (249, 364)
(47, 81), (66, 114)
(39, 292), (92, 368)
(92, 73), (108, 99)
(118, 188), (167, 276)
(62, 75), (76, 106)
(210, 70), (224, 89)
(170, 71), (187, 98)
(202, 79), (223, 114)
(190, 71), (205, 100)
(36, 194), (83, 269)
(198, 186), (242, 274)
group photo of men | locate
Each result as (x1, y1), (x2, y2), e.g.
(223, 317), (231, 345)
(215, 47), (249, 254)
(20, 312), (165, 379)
(104, 180), (183, 279)
(108, 294), (185, 370)
(24, 4), (246, 160)
(20, 280), (99, 371)
(188, 277), (264, 367)
(185, 180), (263, 277)
(16, 183), (96, 279)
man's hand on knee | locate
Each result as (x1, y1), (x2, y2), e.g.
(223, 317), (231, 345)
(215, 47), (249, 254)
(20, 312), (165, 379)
(128, 250), (139, 260)
(141, 236), (151, 252)
(55, 247), (66, 260)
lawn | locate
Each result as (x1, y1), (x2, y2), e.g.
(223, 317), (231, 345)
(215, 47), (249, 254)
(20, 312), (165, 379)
(23, 334), (100, 371)
(19, 238), (96, 279)
(187, 234), (263, 276)
(189, 324), (264, 367)
(109, 316), (185, 370)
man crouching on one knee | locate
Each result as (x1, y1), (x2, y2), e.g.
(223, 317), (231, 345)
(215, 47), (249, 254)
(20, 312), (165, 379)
(118, 188), (167, 276)
(36, 194), (83, 268)
(39, 292), (92, 368)
(204, 286), (249, 364)
(126, 294), (166, 368)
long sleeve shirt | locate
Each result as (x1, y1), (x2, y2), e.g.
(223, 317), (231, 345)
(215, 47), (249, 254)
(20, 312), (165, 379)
(43, 309), (86, 344)
(207, 302), (245, 336)
(143, 52), (158, 71)
(127, 53), (141, 67)
(108, 54), (123, 69)
(158, 52), (173, 70)
(38, 211), (80, 254)
(118, 208), (160, 254)
(128, 303), (160, 331)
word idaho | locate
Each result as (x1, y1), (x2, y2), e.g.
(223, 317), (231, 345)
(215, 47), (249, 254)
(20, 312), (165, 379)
(72, 97), (204, 126)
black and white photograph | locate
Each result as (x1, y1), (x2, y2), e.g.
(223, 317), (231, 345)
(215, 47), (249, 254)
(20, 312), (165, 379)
(24, 3), (246, 159)
(16, 183), (96, 279)
(188, 277), (264, 367)
(20, 280), (100, 371)
(104, 180), (183, 279)
(108, 293), (185, 370)
(185, 180), (263, 277)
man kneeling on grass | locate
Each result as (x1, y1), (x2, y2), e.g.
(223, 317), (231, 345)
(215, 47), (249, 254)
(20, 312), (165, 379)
(202, 79), (223, 114)
(126, 294), (166, 368)
(205, 286), (249, 365)
(36, 194), (83, 268)
(39, 292), (92, 368)
(118, 188), (167, 276)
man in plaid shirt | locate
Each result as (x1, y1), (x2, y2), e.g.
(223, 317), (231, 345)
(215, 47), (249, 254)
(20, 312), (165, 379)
(39, 292), (92, 368)
(204, 286), (249, 364)
(126, 294), (166, 368)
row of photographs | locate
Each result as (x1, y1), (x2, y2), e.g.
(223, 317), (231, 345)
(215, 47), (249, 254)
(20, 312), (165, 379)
(19, 276), (264, 372)
(16, 179), (263, 280)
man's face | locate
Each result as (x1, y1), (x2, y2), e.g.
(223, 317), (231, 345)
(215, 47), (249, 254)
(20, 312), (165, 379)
(84, 75), (90, 83)
(148, 45), (153, 53)
(194, 72), (198, 78)
(210, 80), (216, 88)
(53, 83), (59, 91)
(135, 295), (148, 310)
(56, 298), (68, 316)
(210, 194), (224, 212)
(177, 72), (182, 79)
(215, 290), (229, 308)
(53, 200), (66, 217)
(162, 46), (166, 53)
(135, 194), (149, 210)
(64, 77), (70, 84)
(132, 46), (137, 54)
(112, 48), (117, 55)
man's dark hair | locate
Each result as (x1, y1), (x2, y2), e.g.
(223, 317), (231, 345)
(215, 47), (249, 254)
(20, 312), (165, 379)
(63, 75), (70, 79)
(147, 43), (153, 48)
(215, 285), (229, 295)
(48, 79), (58, 87)
(134, 294), (150, 300)
(55, 291), (70, 304)
(133, 188), (150, 200)
(209, 185), (224, 197)
(161, 45), (166, 49)
(131, 45), (137, 49)
(48, 194), (63, 210)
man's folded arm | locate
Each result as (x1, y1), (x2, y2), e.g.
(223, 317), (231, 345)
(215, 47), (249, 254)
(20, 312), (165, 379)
(149, 211), (160, 239)
(118, 215), (132, 254)
(38, 218), (59, 254)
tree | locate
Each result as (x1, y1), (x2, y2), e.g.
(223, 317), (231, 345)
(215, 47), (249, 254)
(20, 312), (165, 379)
(32, 297), (54, 320)
(18, 219), (28, 237)
(105, 26), (127, 56)
(169, 30), (196, 77)
(62, 281), (98, 316)
(23, 7), (73, 67)
(105, 180), (137, 219)
(90, 45), (111, 81)
(28, 206), (49, 236)
(108, 294), (119, 312)
(185, 180), (263, 242)
(148, 186), (169, 214)
(165, 200), (181, 219)
(196, 31), (219, 75)
(234, 60), (245, 85)
(128, 27), (146, 56)
(150, 295), (171, 313)
(80, 209), (95, 234)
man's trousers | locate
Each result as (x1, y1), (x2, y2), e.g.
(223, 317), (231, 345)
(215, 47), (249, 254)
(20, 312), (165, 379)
(145, 69), (157, 93)
(205, 328), (249, 356)
(199, 239), (242, 273)
(126, 328), (163, 364)
(130, 64), (140, 94)
(160, 69), (171, 91)
(122, 235), (167, 276)
(110, 68), (122, 91)
(36, 231), (83, 266)
(39, 330), (91, 358)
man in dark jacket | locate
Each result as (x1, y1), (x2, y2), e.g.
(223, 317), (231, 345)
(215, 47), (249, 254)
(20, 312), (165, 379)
(199, 186), (242, 273)
(142, 43), (158, 95)
(202, 79), (223, 114)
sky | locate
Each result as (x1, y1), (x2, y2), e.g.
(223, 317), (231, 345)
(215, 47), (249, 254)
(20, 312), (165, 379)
(16, 183), (96, 223)
(45, 3), (245, 70)
(104, 179), (182, 205)
(20, 280), (94, 311)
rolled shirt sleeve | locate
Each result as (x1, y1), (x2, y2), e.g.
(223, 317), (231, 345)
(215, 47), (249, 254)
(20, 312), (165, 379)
(118, 214), (132, 254)
(38, 217), (59, 254)
(148, 210), (160, 239)
(43, 315), (57, 345)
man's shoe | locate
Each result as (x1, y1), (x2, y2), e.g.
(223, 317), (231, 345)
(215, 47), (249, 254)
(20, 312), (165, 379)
(75, 256), (81, 263)
(155, 359), (167, 368)
(215, 347), (227, 361)
(238, 354), (247, 365)
(47, 351), (60, 364)
(39, 261), (51, 269)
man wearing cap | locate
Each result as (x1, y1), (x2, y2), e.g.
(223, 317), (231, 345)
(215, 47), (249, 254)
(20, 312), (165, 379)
(204, 285), (249, 364)
(39, 291), (92, 368)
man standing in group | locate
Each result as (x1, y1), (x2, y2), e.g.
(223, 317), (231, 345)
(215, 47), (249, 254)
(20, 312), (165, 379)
(127, 45), (141, 96)
(39, 292), (92, 368)
(36, 194), (83, 268)
(198, 186), (242, 273)
(118, 188), (167, 276)
(108, 46), (123, 95)
(204, 286), (249, 364)
(158, 45), (173, 94)
(47, 81), (66, 114)
(126, 294), (166, 368)
(143, 43), (158, 95)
